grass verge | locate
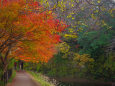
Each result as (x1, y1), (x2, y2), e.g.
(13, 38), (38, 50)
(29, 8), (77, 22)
(8, 70), (16, 83)
(28, 71), (55, 86)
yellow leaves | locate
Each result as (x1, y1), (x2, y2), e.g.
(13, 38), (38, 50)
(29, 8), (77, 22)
(62, 53), (68, 58)
(101, 20), (112, 29)
(89, 58), (94, 62)
(67, 14), (72, 18)
(94, 10), (99, 13)
(102, 20), (107, 26)
(46, 1), (50, 7)
(71, 12), (75, 14)
(76, 0), (79, 3)
(64, 34), (77, 38)
(63, 5), (65, 8)
(53, 4), (56, 9)
(109, 9), (114, 14)
(67, 12), (75, 18)
(58, 42), (70, 53)
(40, 0), (46, 3)
(61, 0), (63, 4)
(39, 0), (43, 5)
(48, 11), (52, 14)
(58, 1), (62, 7)
(71, 4), (74, 7)
(74, 53), (94, 66)
(72, 25), (77, 28)
(71, 0), (74, 2)
(72, 17), (75, 20)
(91, 14), (96, 20)
(109, 8), (115, 17)
(101, 6), (106, 11)
(57, 0), (66, 12)
(77, 27), (83, 32)
(69, 28), (74, 33)
(60, 8), (64, 12)
(81, 7), (84, 10)
(69, 2), (71, 6)
(97, 0), (101, 3)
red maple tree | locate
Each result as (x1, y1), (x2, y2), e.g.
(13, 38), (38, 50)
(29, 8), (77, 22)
(0, 0), (67, 73)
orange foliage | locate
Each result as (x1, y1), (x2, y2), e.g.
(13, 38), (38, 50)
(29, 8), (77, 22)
(0, 0), (67, 62)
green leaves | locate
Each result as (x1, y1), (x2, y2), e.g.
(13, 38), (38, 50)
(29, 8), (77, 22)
(77, 27), (113, 55)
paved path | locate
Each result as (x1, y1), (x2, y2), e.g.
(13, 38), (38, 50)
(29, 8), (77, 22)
(7, 71), (41, 86)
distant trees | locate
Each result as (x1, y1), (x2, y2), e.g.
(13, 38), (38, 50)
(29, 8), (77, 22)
(30, 0), (115, 81)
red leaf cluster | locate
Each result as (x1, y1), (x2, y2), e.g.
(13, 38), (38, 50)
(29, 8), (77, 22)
(0, 0), (68, 62)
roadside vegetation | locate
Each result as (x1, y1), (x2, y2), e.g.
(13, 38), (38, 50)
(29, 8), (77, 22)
(28, 71), (55, 86)
(7, 70), (16, 83)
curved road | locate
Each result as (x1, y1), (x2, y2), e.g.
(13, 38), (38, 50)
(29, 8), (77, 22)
(7, 71), (41, 86)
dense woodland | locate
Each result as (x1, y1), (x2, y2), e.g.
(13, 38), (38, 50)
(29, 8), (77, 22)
(0, 0), (115, 86)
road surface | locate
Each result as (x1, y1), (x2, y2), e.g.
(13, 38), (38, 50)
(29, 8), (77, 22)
(7, 71), (41, 86)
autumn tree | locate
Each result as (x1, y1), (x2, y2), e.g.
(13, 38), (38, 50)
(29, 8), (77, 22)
(0, 0), (67, 80)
